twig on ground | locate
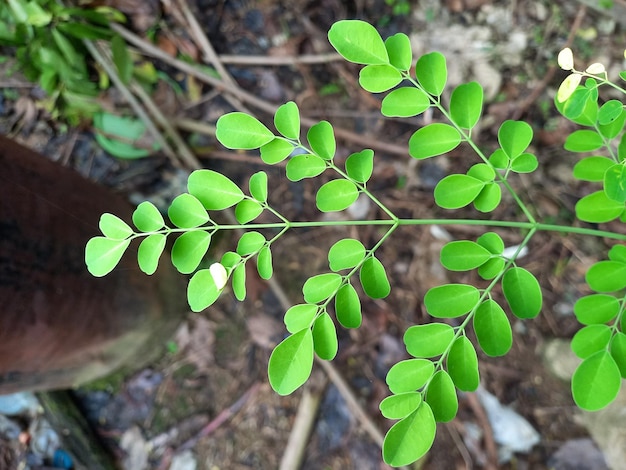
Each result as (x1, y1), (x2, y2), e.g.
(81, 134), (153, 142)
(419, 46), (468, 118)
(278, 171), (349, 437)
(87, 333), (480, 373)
(219, 52), (343, 65)
(446, 421), (474, 470)
(466, 391), (498, 469)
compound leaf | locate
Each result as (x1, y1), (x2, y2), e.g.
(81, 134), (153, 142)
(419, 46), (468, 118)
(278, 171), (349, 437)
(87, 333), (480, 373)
(572, 351), (621, 411)
(447, 336), (479, 392)
(216, 112), (274, 149)
(188, 169), (245, 210)
(425, 370), (458, 422)
(268, 328), (314, 395)
(312, 312), (338, 360)
(424, 284), (479, 318)
(449, 81), (483, 129)
(137, 233), (166, 275)
(380, 392), (422, 420)
(434, 174), (484, 209)
(85, 237), (131, 277)
(316, 179), (359, 212)
(359, 64), (403, 93)
(335, 283), (362, 328)
(307, 121), (336, 160)
(328, 238), (366, 271)
(473, 300), (512, 357)
(440, 240), (491, 271)
(409, 123), (461, 160)
(386, 359), (435, 394)
(168, 193), (209, 228)
(502, 267), (542, 319)
(415, 52), (447, 96)
(133, 201), (164, 232)
(99, 213), (133, 240)
(382, 403), (436, 467)
(171, 231), (211, 274)
(303, 273), (342, 304)
(404, 323), (454, 358)
(328, 20), (389, 65)
(274, 101), (300, 139)
(360, 256), (391, 299)
(382, 87), (431, 118)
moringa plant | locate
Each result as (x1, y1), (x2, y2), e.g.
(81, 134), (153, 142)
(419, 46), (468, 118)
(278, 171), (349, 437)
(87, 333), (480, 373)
(86, 20), (626, 467)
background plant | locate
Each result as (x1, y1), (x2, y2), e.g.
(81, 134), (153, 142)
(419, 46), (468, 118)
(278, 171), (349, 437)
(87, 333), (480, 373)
(86, 20), (626, 467)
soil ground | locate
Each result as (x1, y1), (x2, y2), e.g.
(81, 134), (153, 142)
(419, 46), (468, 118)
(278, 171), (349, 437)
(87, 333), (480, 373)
(3, 0), (626, 469)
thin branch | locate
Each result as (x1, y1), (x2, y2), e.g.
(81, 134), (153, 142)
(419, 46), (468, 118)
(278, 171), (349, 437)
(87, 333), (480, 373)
(218, 53), (343, 65)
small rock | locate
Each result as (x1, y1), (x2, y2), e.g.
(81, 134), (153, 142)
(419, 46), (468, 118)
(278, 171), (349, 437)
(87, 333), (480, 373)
(169, 449), (197, 470)
(549, 438), (608, 470)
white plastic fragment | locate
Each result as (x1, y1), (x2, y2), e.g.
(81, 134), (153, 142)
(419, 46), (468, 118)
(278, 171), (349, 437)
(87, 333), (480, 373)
(502, 244), (528, 260)
(209, 262), (228, 290)
(475, 385), (540, 462)
(430, 225), (453, 241)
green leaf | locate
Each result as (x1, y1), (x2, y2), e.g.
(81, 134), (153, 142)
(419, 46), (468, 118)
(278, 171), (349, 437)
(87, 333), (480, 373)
(111, 34), (132, 84)
(473, 300), (512, 357)
(473, 182), (501, 213)
(284, 304), (318, 334)
(328, 238), (366, 271)
(387, 359), (435, 394)
(574, 294), (620, 325)
(316, 179), (359, 212)
(415, 52), (447, 96)
(498, 120), (533, 159)
(409, 123), (461, 160)
(51, 29), (83, 72)
(404, 323), (455, 358)
(610, 333), (626, 378)
(425, 370), (458, 422)
(586, 260), (626, 292)
(441, 240), (491, 271)
(385, 32), (412, 70)
(188, 169), (245, 210)
(572, 351), (621, 411)
(220, 251), (242, 270)
(23, 0), (52, 26)
(93, 112), (152, 159)
(571, 324), (612, 359)
(564, 130), (604, 152)
(249, 171), (268, 202)
(335, 283), (362, 328)
(57, 22), (112, 40)
(604, 164), (626, 203)
(345, 149), (374, 183)
(85, 237), (131, 277)
(557, 73), (582, 103)
(235, 199), (263, 224)
(232, 263), (246, 301)
(466, 163), (495, 182)
(236, 231), (266, 256)
(260, 138), (294, 164)
(133, 201), (164, 232)
(476, 232), (504, 254)
(360, 256), (391, 299)
(380, 392), (422, 420)
(478, 257), (506, 280)
(168, 193), (210, 228)
(424, 284), (479, 318)
(609, 244), (626, 263)
(99, 213), (133, 240)
(575, 191), (624, 223)
(511, 153), (539, 173)
(171, 231), (211, 274)
(285, 153), (327, 181)
(488, 148), (509, 169)
(598, 99), (623, 125)
(312, 312), (338, 360)
(381, 87), (431, 118)
(187, 268), (223, 312)
(216, 112), (274, 149)
(257, 246), (273, 280)
(268, 328), (314, 395)
(449, 82), (483, 129)
(302, 273), (342, 303)
(598, 109), (626, 140)
(307, 121), (335, 160)
(434, 174), (485, 209)
(382, 403), (436, 467)
(137, 234), (166, 275)
(359, 64), (403, 93)
(558, 86), (598, 125)
(327, 20), (389, 65)
(446, 336), (479, 392)
(274, 101), (300, 139)
(502, 267), (542, 319)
